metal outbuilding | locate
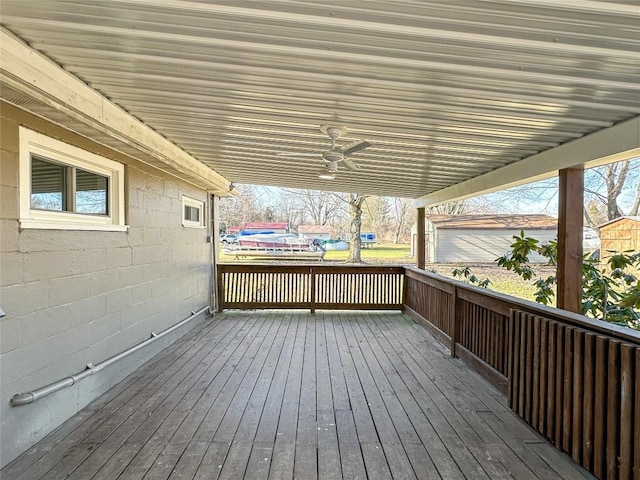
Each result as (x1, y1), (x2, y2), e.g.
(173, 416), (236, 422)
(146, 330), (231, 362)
(413, 214), (557, 263)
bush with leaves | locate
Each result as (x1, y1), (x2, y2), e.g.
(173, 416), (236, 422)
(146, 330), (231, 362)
(451, 266), (492, 288)
(494, 231), (639, 329)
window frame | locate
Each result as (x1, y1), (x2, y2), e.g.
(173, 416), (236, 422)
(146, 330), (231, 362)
(19, 127), (126, 231)
(182, 196), (205, 228)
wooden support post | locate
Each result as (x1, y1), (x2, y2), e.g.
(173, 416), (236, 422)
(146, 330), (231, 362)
(557, 167), (584, 314)
(417, 207), (426, 269)
(216, 266), (225, 313)
(211, 194), (221, 314)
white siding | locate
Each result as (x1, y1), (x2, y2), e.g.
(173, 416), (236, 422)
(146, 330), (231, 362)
(434, 229), (557, 263)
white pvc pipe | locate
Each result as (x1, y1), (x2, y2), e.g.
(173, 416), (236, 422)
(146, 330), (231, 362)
(10, 306), (210, 407)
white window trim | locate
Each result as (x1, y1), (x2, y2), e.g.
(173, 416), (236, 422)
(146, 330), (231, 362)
(182, 196), (205, 228)
(19, 127), (127, 231)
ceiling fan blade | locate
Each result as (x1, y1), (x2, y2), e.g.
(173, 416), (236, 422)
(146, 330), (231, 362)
(276, 152), (319, 156)
(342, 140), (372, 156)
(342, 157), (361, 171)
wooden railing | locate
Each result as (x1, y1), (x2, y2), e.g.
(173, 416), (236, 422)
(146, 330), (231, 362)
(509, 310), (639, 480)
(217, 264), (404, 312)
(215, 263), (639, 479)
(403, 266), (640, 480)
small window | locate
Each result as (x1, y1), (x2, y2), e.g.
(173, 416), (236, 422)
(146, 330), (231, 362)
(20, 127), (126, 231)
(31, 157), (109, 215)
(182, 196), (205, 228)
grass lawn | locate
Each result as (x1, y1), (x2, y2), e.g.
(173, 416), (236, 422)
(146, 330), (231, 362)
(323, 243), (414, 263)
(218, 243), (414, 264)
(219, 242), (551, 303)
(427, 263), (554, 304)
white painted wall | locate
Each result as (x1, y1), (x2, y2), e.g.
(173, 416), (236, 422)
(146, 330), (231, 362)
(0, 103), (212, 467)
(434, 228), (557, 263)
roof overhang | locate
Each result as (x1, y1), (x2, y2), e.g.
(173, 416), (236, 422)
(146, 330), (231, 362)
(1, 2), (639, 200)
(415, 116), (640, 207)
(0, 28), (232, 195)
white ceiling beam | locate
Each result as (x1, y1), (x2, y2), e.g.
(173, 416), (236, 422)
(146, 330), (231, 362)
(415, 116), (640, 207)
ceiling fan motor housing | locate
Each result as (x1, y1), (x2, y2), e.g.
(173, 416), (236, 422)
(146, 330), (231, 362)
(322, 150), (343, 162)
(320, 124), (348, 140)
(326, 161), (339, 173)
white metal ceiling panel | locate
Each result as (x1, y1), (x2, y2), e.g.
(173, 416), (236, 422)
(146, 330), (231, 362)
(1, 0), (639, 199)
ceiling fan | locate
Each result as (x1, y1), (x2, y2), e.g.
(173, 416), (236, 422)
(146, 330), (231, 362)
(277, 125), (372, 179)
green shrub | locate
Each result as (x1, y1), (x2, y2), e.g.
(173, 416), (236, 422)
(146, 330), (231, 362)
(495, 231), (639, 329)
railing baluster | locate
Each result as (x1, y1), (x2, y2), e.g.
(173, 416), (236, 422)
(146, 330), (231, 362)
(562, 326), (574, 453)
(571, 329), (584, 465)
(593, 336), (608, 478)
(450, 286), (458, 358)
(606, 340), (621, 480)
(310, 267), (316, 313)
(582, 332), (595, 472)
(554, 324), (565, 447)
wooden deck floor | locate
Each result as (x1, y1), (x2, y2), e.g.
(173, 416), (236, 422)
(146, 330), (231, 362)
(2, 311), (594, 480)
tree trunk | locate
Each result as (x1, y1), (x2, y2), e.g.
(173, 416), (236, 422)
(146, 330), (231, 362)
(604, 161), (629, 220)
(629, 179), (640, 216)
(347, 193), (366, 263)
(393, 223), (402, 244)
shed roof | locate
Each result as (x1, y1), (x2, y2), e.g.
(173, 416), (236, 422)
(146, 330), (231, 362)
(229, 222), (289, 231)
(426, 214), (557, 230)
(597, 216), (640, 229)
(298, 225), (331, 234)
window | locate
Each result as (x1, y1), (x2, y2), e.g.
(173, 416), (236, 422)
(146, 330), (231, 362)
(182, 196), (205, 228)
(19, 127), (126, 231)
(31, 157), (109, 215)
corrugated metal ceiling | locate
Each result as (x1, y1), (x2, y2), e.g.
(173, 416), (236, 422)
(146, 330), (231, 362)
(1, 0), (639, 198)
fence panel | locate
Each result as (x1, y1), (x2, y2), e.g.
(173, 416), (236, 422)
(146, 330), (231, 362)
(508, 309), (639, 480)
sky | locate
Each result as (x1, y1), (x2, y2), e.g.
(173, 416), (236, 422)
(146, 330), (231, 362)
(243, 158), (639, 218)
(467, 158), (640, 217)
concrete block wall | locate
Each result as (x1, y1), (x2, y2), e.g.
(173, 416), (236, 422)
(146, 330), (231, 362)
(0, 103), (213, 467)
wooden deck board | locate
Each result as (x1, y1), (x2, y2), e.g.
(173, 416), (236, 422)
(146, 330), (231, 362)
(2, 311), (595, 480)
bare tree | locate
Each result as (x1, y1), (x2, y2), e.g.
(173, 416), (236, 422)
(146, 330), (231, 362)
(426, 200), (469, 215)
(362, 196), (391, 242)
(345, 193), (368, 263)
(466, 159), (639, 232)
(390, 197), (414, 244)
(468, 178), (561, 214)
(630, 179), (640, 216)
(273, 191), (304, 231)
(584, 160), (639, 227)
(217, 184), (260, 232)
(282, 189), (344, 226)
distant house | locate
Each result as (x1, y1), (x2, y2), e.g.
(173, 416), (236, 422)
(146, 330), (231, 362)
(297, 224), (331, 240)
(413, 214), (558, 263)
(598, 216), (640, 265)
(229, 222), (289, 234)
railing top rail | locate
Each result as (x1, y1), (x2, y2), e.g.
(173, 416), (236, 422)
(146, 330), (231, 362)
(404, 266), (640, 345)
(218, 264), (314, 273)
(218, 263), (405, 274)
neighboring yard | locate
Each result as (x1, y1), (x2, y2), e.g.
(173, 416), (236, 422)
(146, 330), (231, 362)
(220, 243), (548, 303)
(427, 263), (555, 304)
